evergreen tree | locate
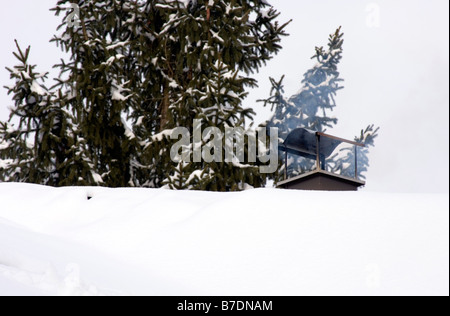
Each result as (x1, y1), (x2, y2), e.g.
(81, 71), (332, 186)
(0, 41), (94, 186)
(51, 0), (139, 187)
(261, 27), (378, 182)
(131, 0), (290, 190)
(264, 27), (344, 138)
(162, 161), (210, 190)
(1, 0), (290, 190)
(330, 125), (379, 180)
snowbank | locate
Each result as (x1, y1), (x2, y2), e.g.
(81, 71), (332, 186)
(0, 183), (448, 296)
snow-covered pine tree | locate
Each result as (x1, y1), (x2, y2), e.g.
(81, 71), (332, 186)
(261, 27), (378, 182)
(134, 0), (290, 190)
(162, 161), (207, 190)
(260, 27), (344, 179)
(266, 27), (344, 138)
(181, 57), (262, 191)
(0, 41), (94, 186)
(2, 0), (289, 189)
(54, 0), (289, 189)
(51, 0), (139, 187)
(330, 125), (379, 180)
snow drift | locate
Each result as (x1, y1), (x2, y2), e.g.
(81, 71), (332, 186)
(0, 183), (448, 296)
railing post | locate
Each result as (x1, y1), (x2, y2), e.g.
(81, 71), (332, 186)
(284, 146), (288, 181)
(354, 145), (358, 179)
(316, 133), (321, 171)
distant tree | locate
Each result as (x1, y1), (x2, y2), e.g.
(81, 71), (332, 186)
(330, 124), (379, 180)
(260, 27), (379, 182)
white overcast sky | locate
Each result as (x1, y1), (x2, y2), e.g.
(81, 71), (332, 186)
(0, 0), (449, 193)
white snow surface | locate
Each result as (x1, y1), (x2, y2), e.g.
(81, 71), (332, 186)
(0, 183), (448, 296)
